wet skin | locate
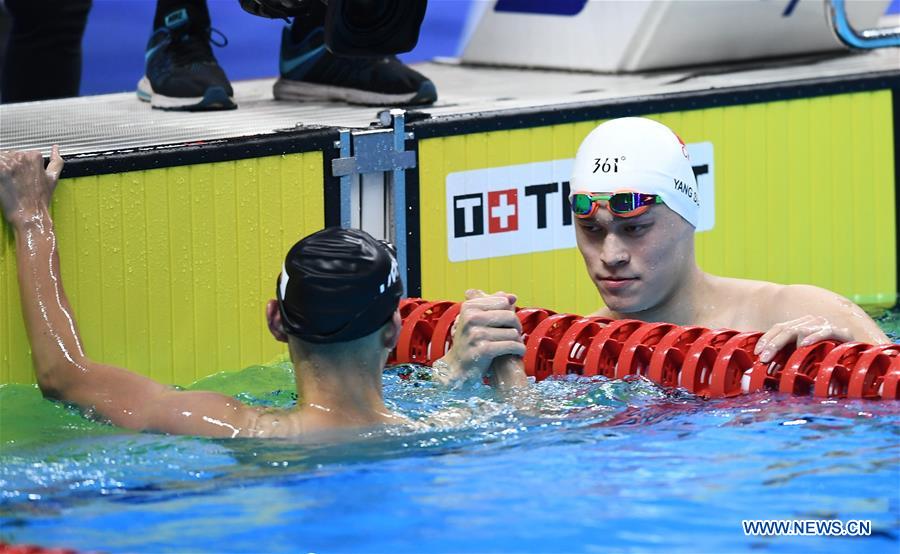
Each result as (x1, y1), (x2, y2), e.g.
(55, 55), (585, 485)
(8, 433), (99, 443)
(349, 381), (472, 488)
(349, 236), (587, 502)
(0, 149), (525, 439)
(574, 201), (696, 317)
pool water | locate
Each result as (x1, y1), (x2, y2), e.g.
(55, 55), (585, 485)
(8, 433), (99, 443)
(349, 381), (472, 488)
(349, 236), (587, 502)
(1, 308), (898, 553)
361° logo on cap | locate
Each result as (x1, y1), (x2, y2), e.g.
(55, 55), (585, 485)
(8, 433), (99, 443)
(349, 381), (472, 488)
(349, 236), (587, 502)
(593, 156), (623, 174)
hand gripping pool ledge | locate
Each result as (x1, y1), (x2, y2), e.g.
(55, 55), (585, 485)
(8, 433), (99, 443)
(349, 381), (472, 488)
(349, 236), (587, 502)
(0, 149), (527, 439)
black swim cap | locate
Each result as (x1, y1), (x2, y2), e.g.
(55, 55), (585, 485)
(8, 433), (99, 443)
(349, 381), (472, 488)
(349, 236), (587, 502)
(276, 227), (403, 343)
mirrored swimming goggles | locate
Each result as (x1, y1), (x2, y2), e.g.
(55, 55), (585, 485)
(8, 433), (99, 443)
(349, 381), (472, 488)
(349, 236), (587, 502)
(570, 190), (664, 218)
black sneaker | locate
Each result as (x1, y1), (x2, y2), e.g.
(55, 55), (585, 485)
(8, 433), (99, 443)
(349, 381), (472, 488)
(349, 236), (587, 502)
(137, 8), (236, 111)
(273, 26), (437, 106)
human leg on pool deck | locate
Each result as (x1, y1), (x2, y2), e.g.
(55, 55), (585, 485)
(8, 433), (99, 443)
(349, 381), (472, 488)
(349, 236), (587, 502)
(139, 0), (436, 110)
(138, 0), (235, 111)
(272, 0), (436, 106)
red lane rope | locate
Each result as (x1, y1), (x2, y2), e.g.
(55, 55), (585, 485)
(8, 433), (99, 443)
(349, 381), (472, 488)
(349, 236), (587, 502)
(393, 298), (899, 400)
(0, 542), (78, 554)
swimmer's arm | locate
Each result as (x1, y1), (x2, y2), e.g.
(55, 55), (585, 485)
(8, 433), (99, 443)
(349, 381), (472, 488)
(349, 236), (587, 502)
(62, 363), (274, 438)
(3, 152), (271, 438)
(754, 284), (890, 362)
(14, 212), (275, 437)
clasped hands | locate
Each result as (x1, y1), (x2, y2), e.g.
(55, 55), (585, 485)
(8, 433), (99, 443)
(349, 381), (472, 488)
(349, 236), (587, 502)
(434, 289), (526, 386)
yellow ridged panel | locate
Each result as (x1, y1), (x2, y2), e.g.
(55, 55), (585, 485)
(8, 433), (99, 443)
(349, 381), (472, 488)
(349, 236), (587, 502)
(99, 173), (127, 368)
(169, 166), (196, 383)
(213, 161), (240, 374)
(145, 168), (175, 384)
(0, 217), (6, 383)
(74, 176), (105, 366)
(1, 213), (12, 383)
(785, 99), (810, 285)
(121, 172), (151, 373)
(870, 95), (895, 302)
(258, 157), (285, 368)
(0, 152), (324, 385)
(419, 90), (896, 314)
(236, 159), (263, 370)
(191, 163), (217, 381)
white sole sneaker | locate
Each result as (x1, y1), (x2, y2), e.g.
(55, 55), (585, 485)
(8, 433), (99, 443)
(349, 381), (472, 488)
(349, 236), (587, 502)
(136, 76), (236, 111)
(272, 78), (436, 106)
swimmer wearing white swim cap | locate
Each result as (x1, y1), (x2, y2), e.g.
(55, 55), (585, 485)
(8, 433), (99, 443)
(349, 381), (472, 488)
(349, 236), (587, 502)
(570, 117), (700, 228)
(435, 117), (888, 383)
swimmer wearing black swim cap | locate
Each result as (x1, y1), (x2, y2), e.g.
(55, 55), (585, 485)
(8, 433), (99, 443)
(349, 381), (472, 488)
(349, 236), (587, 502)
(2, 149), (527, 440)
(276, 227), (404, 344)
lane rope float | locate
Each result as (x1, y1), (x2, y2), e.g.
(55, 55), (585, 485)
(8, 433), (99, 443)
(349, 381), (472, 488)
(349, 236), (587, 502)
(392, 298), (899, 400)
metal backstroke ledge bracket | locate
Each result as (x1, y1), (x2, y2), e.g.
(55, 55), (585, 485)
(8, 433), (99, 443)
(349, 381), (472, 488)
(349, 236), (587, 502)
(331, 109), (416, 296)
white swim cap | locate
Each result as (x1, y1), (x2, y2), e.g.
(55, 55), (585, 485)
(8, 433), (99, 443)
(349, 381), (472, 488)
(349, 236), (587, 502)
(571, 117), (699, 227)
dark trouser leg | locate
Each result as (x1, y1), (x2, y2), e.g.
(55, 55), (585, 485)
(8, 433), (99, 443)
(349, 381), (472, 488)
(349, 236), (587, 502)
(1, 0), (92, 103)
(289, 0), (327, 41)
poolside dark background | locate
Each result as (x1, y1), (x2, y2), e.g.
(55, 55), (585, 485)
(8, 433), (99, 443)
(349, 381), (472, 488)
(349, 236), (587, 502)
(79, 0), (900, 97)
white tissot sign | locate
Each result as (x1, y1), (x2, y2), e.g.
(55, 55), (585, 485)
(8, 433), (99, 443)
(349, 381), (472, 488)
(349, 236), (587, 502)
(446, 142), (714, 262)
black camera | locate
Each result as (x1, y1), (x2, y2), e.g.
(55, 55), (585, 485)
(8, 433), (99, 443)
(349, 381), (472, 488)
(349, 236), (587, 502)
(239, 0), (427, 57)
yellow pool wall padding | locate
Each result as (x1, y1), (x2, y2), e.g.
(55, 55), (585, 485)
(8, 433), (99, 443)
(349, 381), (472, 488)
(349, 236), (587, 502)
(1, 152), (324, 385)
(418, 90), (897, 315)
(1, 91), (896, 386)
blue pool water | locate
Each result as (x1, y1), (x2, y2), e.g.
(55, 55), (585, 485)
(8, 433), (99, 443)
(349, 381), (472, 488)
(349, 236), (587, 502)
(1, 309), (898, 553)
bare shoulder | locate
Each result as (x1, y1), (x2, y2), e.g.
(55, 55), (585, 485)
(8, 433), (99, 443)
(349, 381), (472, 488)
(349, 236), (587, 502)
(766, 283), (887, 343)
(715, 275), (778, 300)
(720, 279), (861, 323)
(699, 275), (778, 328)
(770, 283), (861, 320)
